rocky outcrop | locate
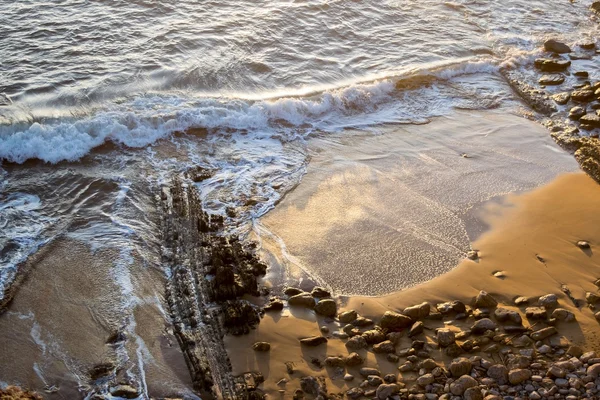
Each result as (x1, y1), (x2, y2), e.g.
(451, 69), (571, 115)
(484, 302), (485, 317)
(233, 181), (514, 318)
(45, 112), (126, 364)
(161, 169), (267, 399)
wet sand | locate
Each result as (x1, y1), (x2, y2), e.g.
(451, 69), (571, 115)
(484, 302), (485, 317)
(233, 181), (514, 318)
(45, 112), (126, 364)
(258, 110), (579, 295)
(226, 110), (600, 398)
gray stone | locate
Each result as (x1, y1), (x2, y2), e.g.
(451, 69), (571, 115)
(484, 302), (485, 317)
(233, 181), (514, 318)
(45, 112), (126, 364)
(472, 318), (497, 334)
(530, 327), (557, 341)
(551, 308), (576, 322)
(508, 368), (532, 384)
(494, 308), (522, 325)
(487, 364), (508, 384)
(539, 74), (565, 86)
(544, 39), (571, 54)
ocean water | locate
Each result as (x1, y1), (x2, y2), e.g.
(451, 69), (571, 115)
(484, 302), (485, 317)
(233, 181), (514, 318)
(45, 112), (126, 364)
(0, 0), (599, 397)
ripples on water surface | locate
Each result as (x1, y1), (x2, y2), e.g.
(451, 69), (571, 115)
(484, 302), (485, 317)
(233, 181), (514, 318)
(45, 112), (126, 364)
(0, 0), (599, 396)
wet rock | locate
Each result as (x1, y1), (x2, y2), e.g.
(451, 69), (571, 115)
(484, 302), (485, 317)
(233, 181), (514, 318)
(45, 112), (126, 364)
(539, 74), (565, 85)
(591, 1), (600, 13)
(450, 375), (478, 395)
(534, 58), (571, 72)
(403, 302), (431, 320)
(571, 89), (595, 102)
(575, 71), (590, 78)
(436, 329), (456, 347)
(538, 294), (559, 309)
(362, 329), (386, 344)
(471, 318), (497, 334)
(487, 364), (508, 384)
(314, 299), (337, 317)
(284, 287), (304, 297)
(544, 39), (571, 54)
(346, 387), (364, 400)
(508, 368), (531, 384)
(552, 92), (571, 105)
(288, 293), (315, 309)
(579, 113), (600, 128)
(501, 70), (557, 115)
(311, 286), (330, 298)
(525, 307), (547, 320)
(352, 316), (373, 327)
(409, 321), (424, 337)
(325, 357), (345, 368)
(580, 41), (596, 50)
(264, 299), (284, 312)
(467, 250), (479, 260)
(436, 300), (467, 315)
(376, 383), (399, 400)
(569, 106), (587, 120)
(531, 326), (557, 341)
(373, 340), (395, 353)
(551, 308), (575, 322)
(300, 336), (327, 346)
(345, 352), (364, 366)
(587, 292), (600, 304)
(338, 310), (358, 323)
(252, 342), (271, 352)
(494, 308), (522, 325)
(380, 311), (413, 330)
(475, 291), (498, 308)
(345, 335), (368, 350)
(449, 357), (472, 377)
(110, 385), (140, 399)
(359, 367), (381, 377)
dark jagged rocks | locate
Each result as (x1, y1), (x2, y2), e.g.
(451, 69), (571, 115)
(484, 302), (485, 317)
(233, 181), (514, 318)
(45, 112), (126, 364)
(161, 168), (267, 399)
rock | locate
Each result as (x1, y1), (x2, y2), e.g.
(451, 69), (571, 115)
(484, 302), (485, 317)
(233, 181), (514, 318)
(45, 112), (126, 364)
(538, 294), (559, 309)
(475, 291), (498, 308)
(587, 292), (600, 304)
(373, 340), (395, 354)
(508, 368), (531, 384)
(580, 113), (600, 128)
(352, 316), (373, 327)
(367, 375), (384, 386)
(403, 302), (430, 320)
(577, 240), (591, 249)
(376, 384), (399, 400)
(343, 373), (354, 381)
(345, 335), (367, 350)
(314, 299), (337, 317)
(580, 41), (596, 49)
(487, 364), (508, 384)
(552, 92), (571, 105)
(494, 308), (522, 325)
(539, 74), (565, 86)
(464, 387), (483, 400)
(110, 385), (140, 399)
(362, 329), (386, 344)
(324, 356), (345, 368)
(409, 321), (424, 337)
(264, 299), (284, 311)
(300, 376), (321, 397)
(338, 310), (358, 323)
(570, 52), (592, 60)
(471, 318), (497, 334)
(551, 308), (576, 322)
(252, 342), (271, 352)
(587, 363), (600, 378)
(89, 363), (115, 380)
(534, 58), (571, 72)
(416, 373), (435, 386)
(450, 375), (478, 396)
(592, 1), (600, 13)
(300, 336), (327, 346)
(445, 343), (463, 357)
(436, 300), (466, 314)
(359, 367), (380, 377)
(311, 286), (330, 298)
(466, 249), (479, 260)
(346, 387), (364, 399)
(449, 357), (472, 377)
(525, 307), (547, 320)
(544, 39), (571, 54)
(344, 352), (363, 366)
(436, 329), (456, 347)
(288, 293), (315, 308)
(572, 89), (595, 102)
(531, 326), (557, 341)
(575, 71), (590, 78)
(570, 106), (587, 120)
(379, 311), (412, 330)
(284, 287), (304, 296)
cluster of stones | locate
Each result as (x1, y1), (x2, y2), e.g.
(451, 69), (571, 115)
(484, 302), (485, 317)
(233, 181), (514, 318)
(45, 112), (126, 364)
(254, 281), (600, 399)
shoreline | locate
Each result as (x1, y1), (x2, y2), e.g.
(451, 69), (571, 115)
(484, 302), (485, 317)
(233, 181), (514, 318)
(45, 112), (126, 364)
(226, 172), (600, 399)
